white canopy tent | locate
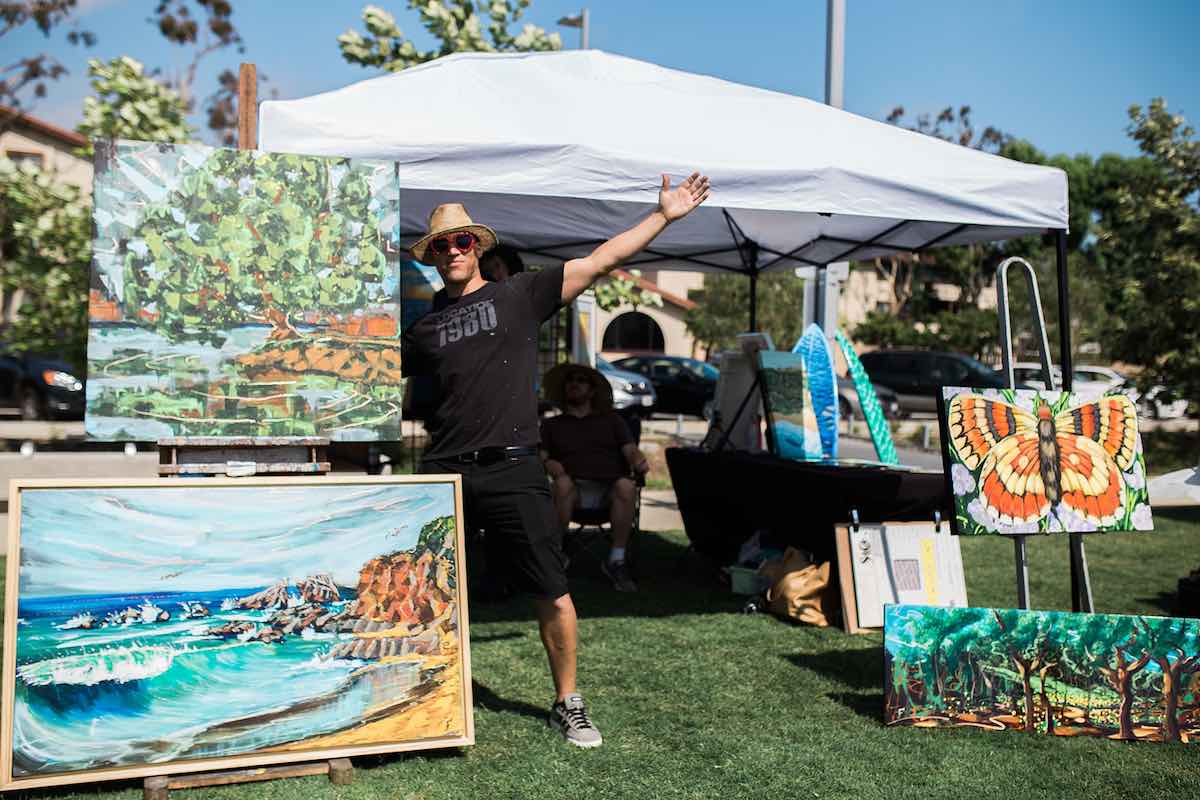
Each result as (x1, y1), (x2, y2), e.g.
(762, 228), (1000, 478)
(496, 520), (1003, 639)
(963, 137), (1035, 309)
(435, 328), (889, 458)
(258, 49), (1071, 339)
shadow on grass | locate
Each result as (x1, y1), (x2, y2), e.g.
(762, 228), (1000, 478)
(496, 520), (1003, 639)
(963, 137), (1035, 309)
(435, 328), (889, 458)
(785, 650), (886, 723)
(471, 679), (546, 721)
(1134, 590), (1179, 615)
(466, 531), (743, 624)
(783, 649), (882, 691)
(827, 691), (885, 723)
(1153, 506), (1200, 525)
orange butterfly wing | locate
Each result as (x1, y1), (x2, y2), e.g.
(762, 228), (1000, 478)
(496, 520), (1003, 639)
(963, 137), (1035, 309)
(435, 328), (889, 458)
(948, 393), (1049, 525)
(1052, 394), (1138, 526)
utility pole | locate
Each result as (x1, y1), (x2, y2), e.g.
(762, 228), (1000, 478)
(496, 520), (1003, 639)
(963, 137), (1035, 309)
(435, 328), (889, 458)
(816, 0), (847, 338)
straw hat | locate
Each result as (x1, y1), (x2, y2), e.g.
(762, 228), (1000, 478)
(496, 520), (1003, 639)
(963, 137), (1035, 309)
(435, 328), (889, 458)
(543, 363), (613, 412)
(409, 203), (498, 265)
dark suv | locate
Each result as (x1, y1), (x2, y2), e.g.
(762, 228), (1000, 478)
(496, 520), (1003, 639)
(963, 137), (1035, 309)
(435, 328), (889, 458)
(857, 350), (1012, 417)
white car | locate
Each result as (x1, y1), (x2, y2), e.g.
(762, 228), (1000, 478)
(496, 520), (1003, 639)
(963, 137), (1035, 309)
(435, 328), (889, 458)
(1009, 362), (1188, 419)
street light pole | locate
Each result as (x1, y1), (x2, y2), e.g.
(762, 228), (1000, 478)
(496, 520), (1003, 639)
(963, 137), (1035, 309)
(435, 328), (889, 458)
(817, 0), (847, 337)
(825, 0), (845, 109)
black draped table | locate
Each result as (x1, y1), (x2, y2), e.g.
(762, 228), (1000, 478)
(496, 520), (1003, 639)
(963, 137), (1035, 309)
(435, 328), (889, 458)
(666, 447), (952, 565)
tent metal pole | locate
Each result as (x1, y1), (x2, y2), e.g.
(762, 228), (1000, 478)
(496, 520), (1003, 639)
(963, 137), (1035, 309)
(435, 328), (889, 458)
(1055, 227), (1093, 614)
(1055, 229), (1072, 387)
(749, 269), (758, 331)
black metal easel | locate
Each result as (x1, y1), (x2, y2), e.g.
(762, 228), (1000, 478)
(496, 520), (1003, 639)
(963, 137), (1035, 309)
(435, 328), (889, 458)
(995, 255), (1094, 612)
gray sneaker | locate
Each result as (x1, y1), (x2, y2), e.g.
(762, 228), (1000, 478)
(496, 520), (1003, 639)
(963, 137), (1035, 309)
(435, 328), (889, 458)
(601, 559), (638, 592)
(549, 693), (603, 748)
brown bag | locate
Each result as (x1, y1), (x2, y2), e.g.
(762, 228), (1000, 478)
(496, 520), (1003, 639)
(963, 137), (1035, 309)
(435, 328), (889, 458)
(759, 547), (837, 627)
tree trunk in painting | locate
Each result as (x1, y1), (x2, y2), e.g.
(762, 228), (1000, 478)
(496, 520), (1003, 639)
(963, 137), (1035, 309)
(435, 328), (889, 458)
(1152, 654), (1199, 743)
(1038, 664), (1056, 735)
(1017, 661), (1036, 733)
(1101, 647), (1151, 739)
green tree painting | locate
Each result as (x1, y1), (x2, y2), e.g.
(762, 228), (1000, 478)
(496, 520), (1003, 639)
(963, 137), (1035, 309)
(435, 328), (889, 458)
(86, 140), (402, 440)
(885, 605), (1200, 743)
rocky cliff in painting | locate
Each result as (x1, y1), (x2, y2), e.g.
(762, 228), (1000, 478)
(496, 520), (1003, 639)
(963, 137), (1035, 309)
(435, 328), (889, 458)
(298, 573), (340, 604)
(352, 515), (456, 626)
(214, 517), (458, 662)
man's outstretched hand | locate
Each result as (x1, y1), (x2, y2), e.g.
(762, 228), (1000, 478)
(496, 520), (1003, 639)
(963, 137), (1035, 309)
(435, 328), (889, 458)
(659, 171), (711, 223)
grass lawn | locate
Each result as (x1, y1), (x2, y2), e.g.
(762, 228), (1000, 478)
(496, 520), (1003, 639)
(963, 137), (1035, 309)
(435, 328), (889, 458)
(1, 509), (1198, 799)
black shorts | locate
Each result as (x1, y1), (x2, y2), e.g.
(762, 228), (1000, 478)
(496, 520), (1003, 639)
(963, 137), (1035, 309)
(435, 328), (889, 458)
(420, 453), (569, 600)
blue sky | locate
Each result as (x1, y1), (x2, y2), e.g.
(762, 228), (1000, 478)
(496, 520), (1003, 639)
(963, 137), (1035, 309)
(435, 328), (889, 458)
(17, 483), (456, 596)
(9, 1), (1199, 158)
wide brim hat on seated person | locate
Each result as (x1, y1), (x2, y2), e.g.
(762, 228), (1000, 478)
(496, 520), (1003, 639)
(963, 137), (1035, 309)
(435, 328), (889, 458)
(543, 363), (614, 413)
(409, 203), (499, 265)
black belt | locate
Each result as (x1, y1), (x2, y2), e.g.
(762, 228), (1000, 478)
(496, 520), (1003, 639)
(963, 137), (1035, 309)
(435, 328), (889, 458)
(447, 446), (538, 464)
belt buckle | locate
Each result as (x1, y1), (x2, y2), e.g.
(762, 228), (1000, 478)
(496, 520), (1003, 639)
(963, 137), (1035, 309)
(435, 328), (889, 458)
(458, 450), (480, 464)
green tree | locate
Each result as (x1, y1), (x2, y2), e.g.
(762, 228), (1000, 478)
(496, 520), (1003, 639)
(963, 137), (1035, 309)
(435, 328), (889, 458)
(1135, 617), (1200, 742)
(76, 56), (193, 156)
(1078, 613), (1152, 739)
(0, 1), (95, 127)
(1095, 98), (1200, 404)
(685, 271), (807, 356)
(593, 269), (663, 313)
(0, 156), (91, 368)
(990, 609), (1067, 734)
(338, 2), (560, 72)
(122, 149), (387, 346)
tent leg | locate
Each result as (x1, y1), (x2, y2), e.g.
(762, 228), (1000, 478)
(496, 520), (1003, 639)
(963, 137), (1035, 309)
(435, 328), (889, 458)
(1055, 229), (1072, 385)
(748, 271), (758, 331)
(1055, 228), (1093, 613)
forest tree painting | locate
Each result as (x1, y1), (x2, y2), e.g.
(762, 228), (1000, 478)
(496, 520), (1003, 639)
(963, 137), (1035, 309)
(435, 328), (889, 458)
(1, 477), (472, 791)
(86, 140), (403, 441)
(884, 605), (1200, 743)
(940, 387), (1152, 535)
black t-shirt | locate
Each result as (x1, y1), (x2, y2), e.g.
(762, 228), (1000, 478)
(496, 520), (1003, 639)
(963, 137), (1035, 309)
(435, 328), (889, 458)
(540, 411), (633, 482)
(402, 265), (564, 459)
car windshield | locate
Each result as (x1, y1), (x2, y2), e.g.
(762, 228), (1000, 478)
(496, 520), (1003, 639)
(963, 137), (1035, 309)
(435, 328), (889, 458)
(596, 357), (613, 371)
(683, 360), (719, 380)
(962, 356), (1002, 382)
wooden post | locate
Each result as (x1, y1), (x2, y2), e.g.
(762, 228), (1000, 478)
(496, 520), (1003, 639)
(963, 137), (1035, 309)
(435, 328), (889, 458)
(237, 62), (257, 150)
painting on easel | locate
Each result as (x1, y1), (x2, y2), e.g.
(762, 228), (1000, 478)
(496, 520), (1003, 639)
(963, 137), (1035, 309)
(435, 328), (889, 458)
(758, 351), (822, 461)
(938, 387), (1152, 535)
(1, 477), (472, 791)
(85, 140), (402, 441)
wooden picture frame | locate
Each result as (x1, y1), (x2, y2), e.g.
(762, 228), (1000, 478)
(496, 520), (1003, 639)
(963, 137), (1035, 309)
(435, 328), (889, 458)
(2, 475), (472, 792)
(835, 521), (967, 634)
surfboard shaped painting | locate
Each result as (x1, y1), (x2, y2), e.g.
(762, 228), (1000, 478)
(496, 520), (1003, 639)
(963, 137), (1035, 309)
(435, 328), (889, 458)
(795, 324), (838, 459)
(835, 330), (899, 465)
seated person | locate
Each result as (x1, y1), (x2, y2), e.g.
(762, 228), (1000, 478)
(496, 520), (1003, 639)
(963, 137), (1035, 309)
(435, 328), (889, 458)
(541, 364), (649, 592)
(480, 243), (526, 281)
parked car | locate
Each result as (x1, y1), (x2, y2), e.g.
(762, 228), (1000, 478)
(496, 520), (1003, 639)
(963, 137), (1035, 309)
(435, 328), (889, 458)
(595, 357), (657, 416)
(857, 350), (1019, 417)
(611, 355), (717, 418)
(0, 351), (85, 420)
(837, 376), (901, 421)
(1011, 361), (1189, 419)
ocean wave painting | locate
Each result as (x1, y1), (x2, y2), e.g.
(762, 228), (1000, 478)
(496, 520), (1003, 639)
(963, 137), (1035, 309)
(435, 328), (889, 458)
(1, 477), (472, 791)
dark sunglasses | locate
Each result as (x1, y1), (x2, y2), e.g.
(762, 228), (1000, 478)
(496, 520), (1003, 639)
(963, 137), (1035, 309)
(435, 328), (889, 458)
(429, 232), (477, 255)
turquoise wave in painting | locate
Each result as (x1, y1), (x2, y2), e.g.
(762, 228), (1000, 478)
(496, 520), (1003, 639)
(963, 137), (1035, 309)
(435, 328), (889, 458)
(794, 324), (838, 459)
(12, 588), (419, 776)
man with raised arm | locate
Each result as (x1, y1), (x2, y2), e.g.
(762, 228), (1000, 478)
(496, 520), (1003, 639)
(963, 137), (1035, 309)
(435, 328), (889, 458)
(401, 172), (710, 747)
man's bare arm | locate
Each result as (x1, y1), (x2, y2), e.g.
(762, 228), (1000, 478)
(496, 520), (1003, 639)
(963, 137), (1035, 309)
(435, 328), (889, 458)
(561, 172), (710, 305)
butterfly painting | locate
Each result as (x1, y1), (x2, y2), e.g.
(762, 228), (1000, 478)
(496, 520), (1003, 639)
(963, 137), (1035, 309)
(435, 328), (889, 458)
(939, 387), (1153, 535)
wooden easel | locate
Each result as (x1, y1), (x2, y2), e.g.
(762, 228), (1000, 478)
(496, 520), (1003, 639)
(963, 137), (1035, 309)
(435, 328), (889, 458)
(145, 62), (350, 799)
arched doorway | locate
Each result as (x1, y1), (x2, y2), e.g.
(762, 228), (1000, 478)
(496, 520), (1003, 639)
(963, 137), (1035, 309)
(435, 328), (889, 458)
(602, 311), (665, 352)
